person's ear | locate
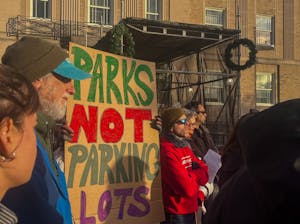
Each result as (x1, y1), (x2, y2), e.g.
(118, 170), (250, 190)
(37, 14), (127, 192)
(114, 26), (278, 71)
(32, 79), (42, 90)
(0, 118), (15, 158)
(170, 127), (174, 132)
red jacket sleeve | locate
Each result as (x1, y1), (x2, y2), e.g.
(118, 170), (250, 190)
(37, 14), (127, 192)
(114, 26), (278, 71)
(160, 142), (199, 198)
(190, 157), (209, 186)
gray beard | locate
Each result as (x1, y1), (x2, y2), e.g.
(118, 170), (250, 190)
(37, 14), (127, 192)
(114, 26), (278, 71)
(39, 97), (66, 121)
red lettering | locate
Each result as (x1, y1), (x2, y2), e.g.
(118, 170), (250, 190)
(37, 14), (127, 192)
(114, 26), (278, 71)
(101, 108), (124, 143)
(69, 104), (97, 143)
(126, 108), (152, 142)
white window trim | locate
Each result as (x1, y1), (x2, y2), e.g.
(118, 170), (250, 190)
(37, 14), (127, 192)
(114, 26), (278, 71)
(256, 14), (274, 47)
(145, 0), (161, 20)
(256, 72), (275, 106)
(30, 0), (51, 20)
(205, 7), (225, 27)
(204, 71), (225, 105)
(256, 15), (271, 31)
(88, 0), (112, 26)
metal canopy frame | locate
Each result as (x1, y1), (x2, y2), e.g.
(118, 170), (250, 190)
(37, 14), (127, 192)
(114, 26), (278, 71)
(93, 17), (240, 65)
(93, 18), (241, 145)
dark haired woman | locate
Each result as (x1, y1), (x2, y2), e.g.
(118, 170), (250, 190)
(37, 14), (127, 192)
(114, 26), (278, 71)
(0, 64), (39, 223)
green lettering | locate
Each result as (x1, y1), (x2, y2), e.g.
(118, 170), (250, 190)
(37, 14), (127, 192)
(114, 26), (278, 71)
(88, 54), (104, 103)
(127, 143), (132, 182)
(145, 143), (160, 180)
(133, 143), (147, 182)
(67, 144), (88, 187)
(71, 46), (93, 100)
(106, 56), (122, 104)
(80, 144), (99, 187)
(114, 143), (129, 183)
(134, 64), (154, 106)
(98, 144), (115, 184)
(122, 59), (139, 105)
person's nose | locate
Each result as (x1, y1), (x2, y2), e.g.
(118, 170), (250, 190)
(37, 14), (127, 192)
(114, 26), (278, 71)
(66, 82), (75, 95)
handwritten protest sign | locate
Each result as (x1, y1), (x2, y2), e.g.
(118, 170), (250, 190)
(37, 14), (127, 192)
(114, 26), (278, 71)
(65, 43), (164, 224)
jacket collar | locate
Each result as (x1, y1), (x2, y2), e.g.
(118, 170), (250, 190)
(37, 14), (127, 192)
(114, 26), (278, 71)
(35, 112), (56, 138)
(164, 133), (190, 148)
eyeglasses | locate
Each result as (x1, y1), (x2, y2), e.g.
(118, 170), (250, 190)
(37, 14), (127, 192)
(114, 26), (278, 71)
(175, 118), (187, 125)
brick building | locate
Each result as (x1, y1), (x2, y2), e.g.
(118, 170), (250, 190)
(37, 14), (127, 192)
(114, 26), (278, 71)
(0, 0), (299, 144)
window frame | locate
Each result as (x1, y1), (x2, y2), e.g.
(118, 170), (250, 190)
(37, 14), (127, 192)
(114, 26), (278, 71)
(145, 0), (162, 21)
(31, 0), (51, 19)
(255, 14), (275, 47)
(256, 72), (276, 106)
(205, 8), (226, 28)
(88, 0), (113, 26)
(204, 72), (225, 105)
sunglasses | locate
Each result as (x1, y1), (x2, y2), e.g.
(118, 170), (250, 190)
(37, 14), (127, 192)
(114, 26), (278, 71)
(175, 118), (187, 125)
(52, 72), (72, 83)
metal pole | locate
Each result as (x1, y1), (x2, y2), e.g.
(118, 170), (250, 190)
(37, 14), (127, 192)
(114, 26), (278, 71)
(156, 69), (236, 77)
(85, 32), (87, 47)
(60, 0), (62, 39)
(120, 0), (123, 20)
(121, 34), (124, 55)
(236, 3), (241, 117)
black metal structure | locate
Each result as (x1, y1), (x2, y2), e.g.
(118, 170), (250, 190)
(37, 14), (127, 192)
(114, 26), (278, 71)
(94, 17), (240, 65)
(94, 18), (241, 146)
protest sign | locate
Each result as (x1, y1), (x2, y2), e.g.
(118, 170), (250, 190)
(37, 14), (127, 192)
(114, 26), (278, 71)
(65, 43), (164, 224)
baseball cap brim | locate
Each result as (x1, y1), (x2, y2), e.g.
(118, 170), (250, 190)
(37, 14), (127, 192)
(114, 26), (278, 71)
(53, 59), (91, 80)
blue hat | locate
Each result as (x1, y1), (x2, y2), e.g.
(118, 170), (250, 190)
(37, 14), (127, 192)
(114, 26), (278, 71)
(53, 59), (91, 80)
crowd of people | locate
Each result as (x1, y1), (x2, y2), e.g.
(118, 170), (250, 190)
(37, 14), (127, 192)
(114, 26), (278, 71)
(157, 99), (300, 224)
(0, 36), (299, 224)
(0, 36), (91, 224)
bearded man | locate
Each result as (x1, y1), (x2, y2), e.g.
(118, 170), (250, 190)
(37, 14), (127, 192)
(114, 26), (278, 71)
(1, 36), (91, 224)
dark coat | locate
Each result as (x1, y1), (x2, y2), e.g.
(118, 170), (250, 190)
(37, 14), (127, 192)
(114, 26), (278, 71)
(204, 98), (300, 224)
(217, 141), (243, 188)
(205, 166), (300, 224)
(191, 125), (217, 158)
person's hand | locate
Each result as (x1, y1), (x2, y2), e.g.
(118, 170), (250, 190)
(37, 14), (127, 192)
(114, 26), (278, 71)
(150, 115), (162, 133)
(60, 124), (74, 141)
(200, 201), (207, 214)
(192, 161), (200, 169)
(199, 182), (214, 198)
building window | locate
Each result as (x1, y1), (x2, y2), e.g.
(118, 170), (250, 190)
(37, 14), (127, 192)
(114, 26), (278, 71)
(205, 8), (225, 27)
(146, 0), (162, 20)
(256, 73), (275, 105)
(204, 74), (224, 104)
(256, 15), (275, 46)
(32, 0), (51, 19)
(89, 0), (113, 25)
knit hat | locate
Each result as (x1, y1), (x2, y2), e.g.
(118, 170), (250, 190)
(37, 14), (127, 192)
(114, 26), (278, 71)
(161, 107), (185, 133)
(2, 36), (91, 82)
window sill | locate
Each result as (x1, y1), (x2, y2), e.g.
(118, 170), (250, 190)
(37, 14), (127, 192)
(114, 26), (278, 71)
(88, 23), (113, 28)
(205, 102), (224, 106)
(29, 17), (52, 21)
(256, 44), (275, 50)
(256, 103), (274, 107)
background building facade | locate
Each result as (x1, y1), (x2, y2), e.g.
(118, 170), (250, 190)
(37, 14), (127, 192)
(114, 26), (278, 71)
(1, 0), (300, 144)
